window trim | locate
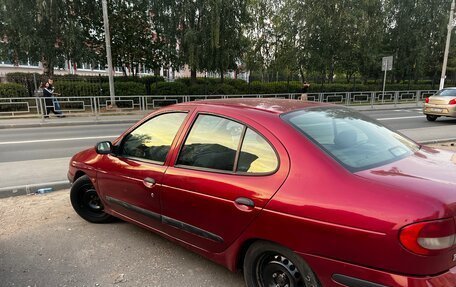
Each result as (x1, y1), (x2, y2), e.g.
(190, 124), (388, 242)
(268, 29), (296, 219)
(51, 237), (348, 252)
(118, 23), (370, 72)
(174, 112), (280, 176)
(118, 111), (189, 165)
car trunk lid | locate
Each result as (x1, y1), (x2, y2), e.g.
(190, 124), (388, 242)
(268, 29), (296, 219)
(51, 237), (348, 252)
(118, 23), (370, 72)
(356, 147), (456, 216)
(429, 95), (456, 105)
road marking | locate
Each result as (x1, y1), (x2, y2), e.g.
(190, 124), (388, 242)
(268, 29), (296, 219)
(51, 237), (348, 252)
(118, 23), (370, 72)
(0, 135), (118, 145)
(392, 109), (422, 112)
(377, 116), (423, 121)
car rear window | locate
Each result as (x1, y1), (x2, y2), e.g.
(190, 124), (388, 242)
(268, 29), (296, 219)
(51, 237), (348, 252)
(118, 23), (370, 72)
(282, 107), (420, 172)
(436, 89), (456, 97)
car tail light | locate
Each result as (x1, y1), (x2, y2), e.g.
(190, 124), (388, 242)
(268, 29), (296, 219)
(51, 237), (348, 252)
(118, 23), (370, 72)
(399, 218), (456, 255)
(449, 99), (456, 105)
(425, 98), (430, 103)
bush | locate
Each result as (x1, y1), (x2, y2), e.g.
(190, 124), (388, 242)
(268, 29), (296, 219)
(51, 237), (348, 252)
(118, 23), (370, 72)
(54, 81), (146, 97)
(151, 82), (187, 95)
(102, 82), (146, 96)
(0, 83), (29, 98)
(209, 83), (238, 95)
(54, 81), (99, 97)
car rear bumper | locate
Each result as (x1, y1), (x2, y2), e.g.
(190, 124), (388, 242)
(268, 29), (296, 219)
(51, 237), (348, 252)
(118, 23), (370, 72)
(299, 252), (456, 287)
(423, 104), (456, 117)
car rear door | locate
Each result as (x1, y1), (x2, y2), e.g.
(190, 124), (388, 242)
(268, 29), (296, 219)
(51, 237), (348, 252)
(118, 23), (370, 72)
(159, 108), (290, 252)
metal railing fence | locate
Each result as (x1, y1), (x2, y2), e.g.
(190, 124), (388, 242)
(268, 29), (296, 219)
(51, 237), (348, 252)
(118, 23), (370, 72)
(0, 90), (436, 118)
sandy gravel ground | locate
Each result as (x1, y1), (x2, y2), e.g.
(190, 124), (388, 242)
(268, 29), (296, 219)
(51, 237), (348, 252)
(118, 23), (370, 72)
(0, 191), (244, 286)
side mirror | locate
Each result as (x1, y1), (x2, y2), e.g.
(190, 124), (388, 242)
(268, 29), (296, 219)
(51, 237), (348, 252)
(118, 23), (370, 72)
(95, 141), (113, 155)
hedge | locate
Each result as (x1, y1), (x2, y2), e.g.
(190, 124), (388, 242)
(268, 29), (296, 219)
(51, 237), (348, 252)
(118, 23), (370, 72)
(150, 82), (187, 95)
(0, 83), (29, 98)
(54, 81), (146, 97)
(0, 77), (440, 98)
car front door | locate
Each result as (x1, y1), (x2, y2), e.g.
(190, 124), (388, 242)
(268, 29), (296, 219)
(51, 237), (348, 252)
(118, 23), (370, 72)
(160, 111), (290, 252)
(96, 111), (189, 229)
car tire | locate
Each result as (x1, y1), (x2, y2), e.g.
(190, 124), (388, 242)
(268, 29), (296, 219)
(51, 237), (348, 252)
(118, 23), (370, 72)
(243, 241), (320, 287)
(70, 175), (115, 223)
(426, 115), (438, 121)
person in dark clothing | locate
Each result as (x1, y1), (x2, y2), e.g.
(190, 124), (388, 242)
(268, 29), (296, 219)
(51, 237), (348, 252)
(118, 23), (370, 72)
(42, 81), (64, 118)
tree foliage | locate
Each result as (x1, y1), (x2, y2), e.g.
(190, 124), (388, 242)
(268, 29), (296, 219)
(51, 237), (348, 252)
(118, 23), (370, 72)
(0, 0), (454, 84)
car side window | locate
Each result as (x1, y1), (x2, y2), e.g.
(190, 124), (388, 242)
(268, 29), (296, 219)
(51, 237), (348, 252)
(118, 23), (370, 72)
(237, 128), (278, 173)
(121, 112), (187, 163)
(177, 115), (243, 171)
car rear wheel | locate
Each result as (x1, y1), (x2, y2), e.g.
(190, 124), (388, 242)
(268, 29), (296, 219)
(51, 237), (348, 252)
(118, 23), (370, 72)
(243, 241), (320, 287)
(70, 175), (114, 223)
(426, 115), (438, 121)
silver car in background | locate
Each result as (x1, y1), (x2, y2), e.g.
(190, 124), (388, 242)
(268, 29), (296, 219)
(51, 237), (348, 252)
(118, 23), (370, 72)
(423, 87), (456, 121)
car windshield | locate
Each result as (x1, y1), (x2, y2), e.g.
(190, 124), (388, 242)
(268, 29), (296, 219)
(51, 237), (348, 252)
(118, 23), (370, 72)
(282, 107), (420, 172)
(435, 89), (456, 97)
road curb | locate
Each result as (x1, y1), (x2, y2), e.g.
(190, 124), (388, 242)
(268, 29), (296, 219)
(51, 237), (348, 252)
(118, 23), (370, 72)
(353, 105), (422, 111)
(0, 181), (71, 199)
(419, 138), (456, 145)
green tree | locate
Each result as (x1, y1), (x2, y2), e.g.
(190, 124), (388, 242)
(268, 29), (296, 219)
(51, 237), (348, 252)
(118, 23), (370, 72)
(384, 0), (451, 84)
(202, 0), (250, 82)
(0, 0), (38, 67)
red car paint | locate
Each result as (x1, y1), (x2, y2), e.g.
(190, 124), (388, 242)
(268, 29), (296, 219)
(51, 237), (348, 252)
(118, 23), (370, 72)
(68, 99), (456, 287)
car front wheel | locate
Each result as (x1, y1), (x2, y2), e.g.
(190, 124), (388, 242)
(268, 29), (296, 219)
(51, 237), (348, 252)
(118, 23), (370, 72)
(243, 241), (320, 287)
(70, 175), (114, 223)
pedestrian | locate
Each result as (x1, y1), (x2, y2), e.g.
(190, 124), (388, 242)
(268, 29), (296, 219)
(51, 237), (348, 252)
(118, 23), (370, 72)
(300, 81), (310, 101)
(47, 79), (64, 115)
(42, 81), (64, 118)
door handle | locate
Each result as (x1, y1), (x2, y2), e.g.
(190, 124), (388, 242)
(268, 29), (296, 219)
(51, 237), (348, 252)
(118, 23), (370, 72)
(235, 197), (255, 208)
(143, 177), (156, 188)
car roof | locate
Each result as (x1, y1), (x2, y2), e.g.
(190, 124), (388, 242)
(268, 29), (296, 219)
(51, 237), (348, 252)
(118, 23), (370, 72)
(179, 98), (330, 114)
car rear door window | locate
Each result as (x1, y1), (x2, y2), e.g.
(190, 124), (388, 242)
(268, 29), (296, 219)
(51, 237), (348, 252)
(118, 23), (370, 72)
(121, 112), (187, 163)
(177, 114), (278, 174)
(237, 128), (278, 173)
(177, 115), (243, 171)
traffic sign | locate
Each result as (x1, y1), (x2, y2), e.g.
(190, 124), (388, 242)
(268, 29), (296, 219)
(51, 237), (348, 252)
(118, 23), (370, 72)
(382, 56), (393, 71)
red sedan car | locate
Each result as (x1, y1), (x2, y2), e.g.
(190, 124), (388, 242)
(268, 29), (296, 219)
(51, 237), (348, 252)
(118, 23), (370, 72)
(68, 99), (456, 287)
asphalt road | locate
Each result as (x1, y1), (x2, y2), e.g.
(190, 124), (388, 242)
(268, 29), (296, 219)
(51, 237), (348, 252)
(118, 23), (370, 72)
(365, 108), (456, 130)
(0, 123), (131, 163)
(1, 108), (456, 163)
(0, 108), (455, 189)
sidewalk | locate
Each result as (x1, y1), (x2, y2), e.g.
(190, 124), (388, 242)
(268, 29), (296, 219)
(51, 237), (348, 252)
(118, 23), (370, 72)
(0, 113), (143, 129)
(0, 102), (422, 129)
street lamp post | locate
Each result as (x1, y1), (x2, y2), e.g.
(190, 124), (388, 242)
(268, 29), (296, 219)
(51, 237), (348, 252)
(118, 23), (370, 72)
(102, 0), (116, 107)
(440, 0), (455, 90)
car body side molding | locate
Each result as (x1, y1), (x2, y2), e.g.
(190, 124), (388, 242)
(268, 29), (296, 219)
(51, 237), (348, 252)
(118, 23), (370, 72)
(106, 196), (161, 221)
(162, 216), (224, 243)
(106, 196), (223, 243)
(332, 274), (388, 287)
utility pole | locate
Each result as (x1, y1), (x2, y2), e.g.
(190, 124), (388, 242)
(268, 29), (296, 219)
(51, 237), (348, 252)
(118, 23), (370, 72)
(102, 0), (116, 106)
(440, 0), (455, 90)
